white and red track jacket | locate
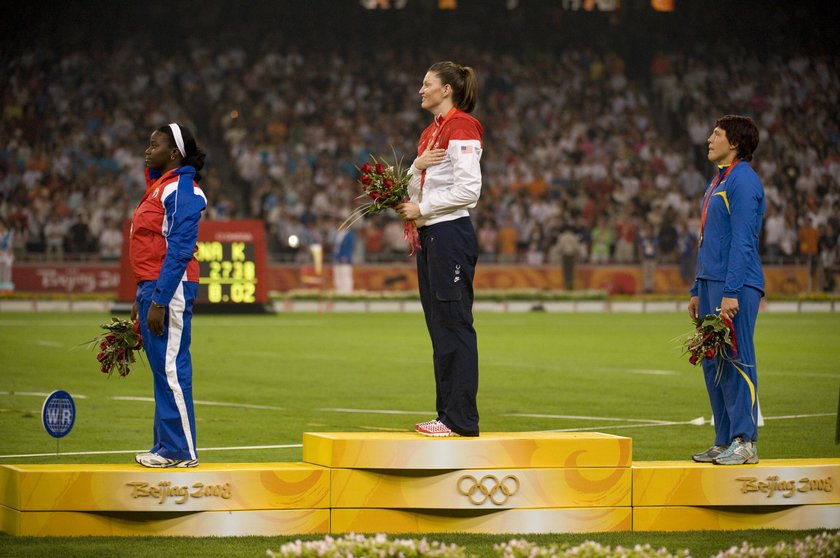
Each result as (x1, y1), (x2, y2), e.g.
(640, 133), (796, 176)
(129, 166), (207, 305)
(408, 108), (484, 228)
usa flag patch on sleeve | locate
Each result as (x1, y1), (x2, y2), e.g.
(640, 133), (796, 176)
(460, 145), (473, 153)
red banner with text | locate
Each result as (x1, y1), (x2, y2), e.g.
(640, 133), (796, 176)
(11, 262), (823, 297)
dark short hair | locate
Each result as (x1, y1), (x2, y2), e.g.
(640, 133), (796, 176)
(715, 115), (759, 162)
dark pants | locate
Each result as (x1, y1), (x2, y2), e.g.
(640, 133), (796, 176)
(416, 217), (479, 436)
(562, 254), (575, 290)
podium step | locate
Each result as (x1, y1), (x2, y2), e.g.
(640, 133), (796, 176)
(307, 431), (633, 534)
(633, 458), (840, 506)
(0, 507), (329, 537)
(632, 458), (840, 531)
(0, 462), (329, 512)
(303, 432), (632, 469)
(633, 504), (840, 532)
(0, 462), (330, 536)
(331, 507), (632, 534)
(331, 467), (630, 508)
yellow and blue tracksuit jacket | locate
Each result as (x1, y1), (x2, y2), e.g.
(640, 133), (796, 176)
(690, 161), (766, 444)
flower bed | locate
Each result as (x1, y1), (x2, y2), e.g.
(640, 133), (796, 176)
(267, 531), (840, 558)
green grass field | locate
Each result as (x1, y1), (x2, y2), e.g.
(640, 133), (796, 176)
(1, 312), (837, 462)
(1, 311), (838, 556)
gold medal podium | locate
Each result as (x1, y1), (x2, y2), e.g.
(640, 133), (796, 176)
(1, 432), (838, 536)
(305, 432), (632, 534)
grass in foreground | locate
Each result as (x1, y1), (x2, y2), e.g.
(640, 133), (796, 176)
(1, 529), (838, 558)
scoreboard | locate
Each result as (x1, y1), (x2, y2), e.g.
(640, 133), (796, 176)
(194, 220), (268, 306)
(195, 239), (258, 304)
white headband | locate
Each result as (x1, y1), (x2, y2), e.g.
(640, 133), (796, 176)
(168, 123), (186, 158)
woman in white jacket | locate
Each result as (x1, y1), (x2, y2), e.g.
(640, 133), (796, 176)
(397, 61), (484, 438)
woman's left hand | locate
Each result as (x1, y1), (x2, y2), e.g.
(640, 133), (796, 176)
(147, 305), (166, 335)
(719, 296), (739, 320)
(396, 202), (421, 221)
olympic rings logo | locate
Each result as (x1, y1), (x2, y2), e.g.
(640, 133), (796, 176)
(456, 474), (520, 505)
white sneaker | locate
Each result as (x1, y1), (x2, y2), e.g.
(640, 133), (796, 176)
(134, 452), (155, 464)
(136, 452), (198, 468)
(415, 419), (459, 437)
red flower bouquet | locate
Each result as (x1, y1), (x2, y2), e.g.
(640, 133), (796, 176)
(682, 313), (739, 383)
(87, 317), (144, 377)
(340, 153), (419, 254)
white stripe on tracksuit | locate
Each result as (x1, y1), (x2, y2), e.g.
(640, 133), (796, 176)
(163, 280), (197, 460)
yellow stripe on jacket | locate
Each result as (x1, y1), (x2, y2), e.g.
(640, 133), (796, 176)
(714, 191), (730, 214)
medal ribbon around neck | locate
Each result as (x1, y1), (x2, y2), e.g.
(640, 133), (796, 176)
(419, 107), (458, 201)
(699, 160), (738, 244)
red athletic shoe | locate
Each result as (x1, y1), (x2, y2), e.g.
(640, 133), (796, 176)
(415, 419), (458, 437)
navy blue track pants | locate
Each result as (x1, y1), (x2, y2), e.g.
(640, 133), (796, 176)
(416, 217), (479, 436)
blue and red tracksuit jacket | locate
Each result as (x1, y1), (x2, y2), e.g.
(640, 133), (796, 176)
(129, 166), (207, 305)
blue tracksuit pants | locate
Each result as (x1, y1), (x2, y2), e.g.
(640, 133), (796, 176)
(696, 279), (760, 444)
(136, 280), (198, 460)
(416, 217), (480, 436)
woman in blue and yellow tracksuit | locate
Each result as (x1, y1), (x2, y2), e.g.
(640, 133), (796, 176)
(688, 115), (765, 466)
(130, 123), (207, 468)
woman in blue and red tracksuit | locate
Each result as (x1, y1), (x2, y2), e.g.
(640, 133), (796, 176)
(397, 61), (483, 438)
(130, 123), (207, 468)
(689, 115), (765, 466)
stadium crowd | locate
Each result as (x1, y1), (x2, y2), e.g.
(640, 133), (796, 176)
(1, 4), (838, 291)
